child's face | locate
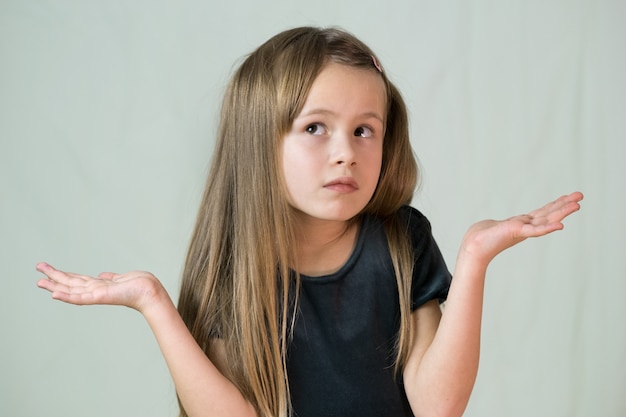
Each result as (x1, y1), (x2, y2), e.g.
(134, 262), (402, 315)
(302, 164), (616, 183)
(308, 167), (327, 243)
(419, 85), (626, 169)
(282, 62), (386, 224)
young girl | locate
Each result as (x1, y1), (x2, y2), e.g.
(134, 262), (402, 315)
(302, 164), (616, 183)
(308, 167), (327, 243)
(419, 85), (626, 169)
(36, 27), (583, 417)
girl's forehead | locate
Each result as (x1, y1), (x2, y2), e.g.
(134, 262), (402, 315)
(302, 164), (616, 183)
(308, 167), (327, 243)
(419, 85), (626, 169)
(300, 62), (387, 118)
(312, 61), (385, 87)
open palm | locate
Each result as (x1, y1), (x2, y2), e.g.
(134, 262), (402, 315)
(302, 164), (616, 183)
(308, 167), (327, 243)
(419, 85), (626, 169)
(36, 263), (162, 313)
(460, 192), (583, 265)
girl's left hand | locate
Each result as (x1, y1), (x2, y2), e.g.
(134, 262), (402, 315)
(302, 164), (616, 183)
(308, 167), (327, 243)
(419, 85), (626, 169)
(36, 263), (165, 313)
(459, 191), (583, 266)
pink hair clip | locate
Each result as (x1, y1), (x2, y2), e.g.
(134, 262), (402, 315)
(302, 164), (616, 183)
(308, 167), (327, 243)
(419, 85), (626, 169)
(372, 55), (383, 73)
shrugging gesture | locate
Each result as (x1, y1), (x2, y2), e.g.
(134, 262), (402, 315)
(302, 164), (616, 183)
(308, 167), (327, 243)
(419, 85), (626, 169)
(36, 192), (583, 310)
(35, 26), (585, 417)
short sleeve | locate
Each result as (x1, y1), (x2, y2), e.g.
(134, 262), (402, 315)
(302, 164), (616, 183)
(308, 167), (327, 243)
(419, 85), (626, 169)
(400, 206), (452, 310)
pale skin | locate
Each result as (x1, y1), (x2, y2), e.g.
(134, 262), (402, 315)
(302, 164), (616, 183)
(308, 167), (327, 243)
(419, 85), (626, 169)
(36, 191), (583, 417)
(36, 63), (584, 417)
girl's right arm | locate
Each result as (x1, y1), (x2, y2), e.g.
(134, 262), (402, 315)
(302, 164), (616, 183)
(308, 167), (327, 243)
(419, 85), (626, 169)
(36, 263), (257, 417)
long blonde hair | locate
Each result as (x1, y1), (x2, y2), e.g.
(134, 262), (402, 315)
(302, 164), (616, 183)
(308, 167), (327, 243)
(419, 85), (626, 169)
(177, 27), (418, 417)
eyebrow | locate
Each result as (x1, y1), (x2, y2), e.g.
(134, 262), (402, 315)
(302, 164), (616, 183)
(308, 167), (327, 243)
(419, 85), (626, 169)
(298, 108), (385, 124)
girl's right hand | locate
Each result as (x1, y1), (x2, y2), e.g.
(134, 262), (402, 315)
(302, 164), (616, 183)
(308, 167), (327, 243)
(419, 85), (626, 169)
(36, 262), (166, 314)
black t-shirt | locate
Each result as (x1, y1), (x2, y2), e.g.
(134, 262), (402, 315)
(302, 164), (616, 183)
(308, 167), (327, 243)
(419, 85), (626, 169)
(286, 206), (451, 417)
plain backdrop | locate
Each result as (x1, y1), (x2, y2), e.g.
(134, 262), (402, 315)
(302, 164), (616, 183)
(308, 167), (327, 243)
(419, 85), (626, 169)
(1, 1), (624, 416)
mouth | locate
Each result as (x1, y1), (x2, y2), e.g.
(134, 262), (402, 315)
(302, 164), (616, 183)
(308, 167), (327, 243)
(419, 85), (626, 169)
(323, 177), (359, 193)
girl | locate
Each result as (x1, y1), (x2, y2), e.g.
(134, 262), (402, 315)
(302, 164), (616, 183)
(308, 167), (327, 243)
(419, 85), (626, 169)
(36, 27), (583, 417)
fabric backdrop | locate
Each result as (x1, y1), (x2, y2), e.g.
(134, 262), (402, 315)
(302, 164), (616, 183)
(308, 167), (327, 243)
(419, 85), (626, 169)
(1, 1), (624, 416)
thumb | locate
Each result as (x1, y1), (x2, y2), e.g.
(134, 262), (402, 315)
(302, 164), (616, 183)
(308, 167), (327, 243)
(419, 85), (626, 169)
(97, 272), (119, 280)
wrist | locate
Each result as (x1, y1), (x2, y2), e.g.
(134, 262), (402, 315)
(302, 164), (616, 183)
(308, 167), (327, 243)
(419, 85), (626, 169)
(455, 245), (490, 276)
(457, 243), (491, 269)
(135, 276), (174, 318)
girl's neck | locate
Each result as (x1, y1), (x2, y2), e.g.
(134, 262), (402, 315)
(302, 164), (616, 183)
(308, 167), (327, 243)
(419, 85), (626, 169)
(293, 215), (360, 277)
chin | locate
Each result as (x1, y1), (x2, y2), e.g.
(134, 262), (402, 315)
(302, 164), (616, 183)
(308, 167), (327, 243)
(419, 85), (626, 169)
(295, 205), (366, 224)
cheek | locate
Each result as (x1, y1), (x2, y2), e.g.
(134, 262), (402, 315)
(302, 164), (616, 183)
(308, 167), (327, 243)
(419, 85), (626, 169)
(281, 141), (309, 200)
(282, 139), (320, 176)
(281, 142), (298, 181)
(365, 145), (384, 178)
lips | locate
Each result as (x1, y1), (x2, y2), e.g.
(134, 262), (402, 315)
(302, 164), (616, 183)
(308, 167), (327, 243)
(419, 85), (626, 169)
(323, 177), (359, 193)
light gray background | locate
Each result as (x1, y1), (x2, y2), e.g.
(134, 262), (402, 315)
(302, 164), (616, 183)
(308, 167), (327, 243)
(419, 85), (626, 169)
(1, 1), (624, 416)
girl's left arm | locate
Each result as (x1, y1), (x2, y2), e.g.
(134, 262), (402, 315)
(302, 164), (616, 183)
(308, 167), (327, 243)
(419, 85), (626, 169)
(403, 192), (583, 417)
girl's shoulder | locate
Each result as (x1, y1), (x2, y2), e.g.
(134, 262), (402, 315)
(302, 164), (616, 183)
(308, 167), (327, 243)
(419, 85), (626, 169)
(377, 205), (432, 233)
(397, 205), (427, 221)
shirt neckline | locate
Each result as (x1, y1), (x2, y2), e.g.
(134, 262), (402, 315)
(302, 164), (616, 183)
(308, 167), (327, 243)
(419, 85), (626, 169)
(299, 215), (370, 283)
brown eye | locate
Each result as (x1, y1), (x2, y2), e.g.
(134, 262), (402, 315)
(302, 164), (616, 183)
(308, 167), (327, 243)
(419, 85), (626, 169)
(306, 123), (327, 136)
(354, 126), (374, 138)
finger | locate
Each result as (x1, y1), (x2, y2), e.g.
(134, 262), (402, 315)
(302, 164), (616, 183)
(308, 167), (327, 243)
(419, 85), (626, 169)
(36, 262), (66, 284)
(36, 262), (64, 280)
(549, 192), (583, 206)
(36, 262), (92, 285)
(36, 277), (57, 292)
(525, 221), (564, 237)
(35, 262), (52, 274)
(37, 275), (83, 295)
(97, 272), (120, 280)
(546, 200), (581, 224)
(37, 276), (104, 305)
(550, 193), (583, 215)
(529, 192), (582, 221)
(50, 290), (101, 305)
(36, 263), (95, 299)
(565, 191), (584, 203)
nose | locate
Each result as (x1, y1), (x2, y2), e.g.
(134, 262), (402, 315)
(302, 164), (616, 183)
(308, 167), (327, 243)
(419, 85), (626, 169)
(330, 131), (357, 166)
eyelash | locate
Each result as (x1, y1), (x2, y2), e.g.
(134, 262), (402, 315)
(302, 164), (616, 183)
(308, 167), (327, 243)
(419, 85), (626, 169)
(305, 123), (376, 138)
